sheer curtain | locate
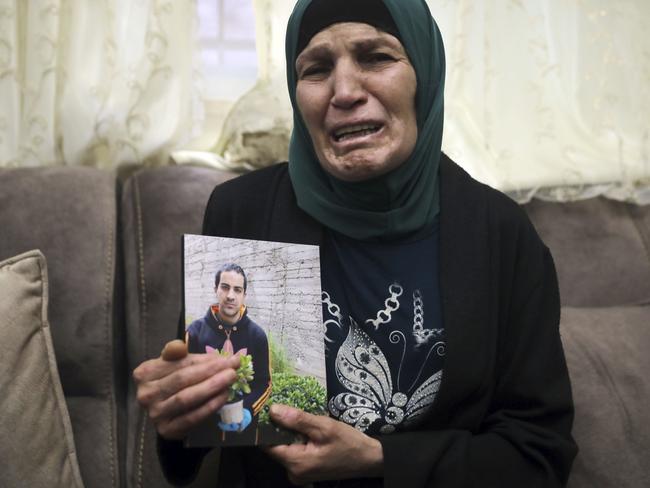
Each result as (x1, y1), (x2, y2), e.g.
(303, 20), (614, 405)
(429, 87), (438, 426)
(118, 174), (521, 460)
(6, 0), (648, 201)
(0, 0), (202, 168)
(218, 0), (650, 202)
(433, 0), (650, 202)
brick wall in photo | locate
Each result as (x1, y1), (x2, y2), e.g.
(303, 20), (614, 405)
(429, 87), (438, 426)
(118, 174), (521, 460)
(183, 234), (324, 383)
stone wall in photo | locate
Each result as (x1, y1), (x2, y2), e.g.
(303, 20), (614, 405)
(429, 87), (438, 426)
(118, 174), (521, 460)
(183, 234), (324, 383)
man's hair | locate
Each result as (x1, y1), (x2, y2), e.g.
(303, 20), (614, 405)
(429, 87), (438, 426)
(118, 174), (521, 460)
(214, 263), (247, 292)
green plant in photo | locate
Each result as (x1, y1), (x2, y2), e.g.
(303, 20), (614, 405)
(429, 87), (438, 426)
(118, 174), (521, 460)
(268, 333), (294, 376)
(214, 349), (254, 402)
(258, 372), (327, 425)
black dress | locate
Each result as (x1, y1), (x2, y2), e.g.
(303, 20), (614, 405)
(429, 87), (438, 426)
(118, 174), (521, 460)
(158, 155), (577, 487)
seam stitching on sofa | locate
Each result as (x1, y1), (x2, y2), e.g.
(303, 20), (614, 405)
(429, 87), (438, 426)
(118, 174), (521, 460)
(104, 182), (117, 488)
(134, 174), (148, 488)
(137, 416), (148, 488)
(38, 254), (84, 488)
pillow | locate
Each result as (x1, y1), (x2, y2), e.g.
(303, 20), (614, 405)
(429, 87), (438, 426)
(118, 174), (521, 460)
(0, 250), (84, 488)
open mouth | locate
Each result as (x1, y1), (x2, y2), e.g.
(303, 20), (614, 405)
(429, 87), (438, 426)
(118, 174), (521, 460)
(333, 124), (381, 142)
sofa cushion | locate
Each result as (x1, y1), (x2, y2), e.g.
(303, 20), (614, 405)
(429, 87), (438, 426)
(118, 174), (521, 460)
(561, 305), (650, 488)
(525, 198), (650, 307)
(0, 167), (120, 488)
(122, 165), (235, 488)
(0, 251), (84, 488)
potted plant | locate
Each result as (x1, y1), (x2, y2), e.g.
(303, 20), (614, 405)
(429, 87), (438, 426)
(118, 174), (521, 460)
(212, 350), (254, 425)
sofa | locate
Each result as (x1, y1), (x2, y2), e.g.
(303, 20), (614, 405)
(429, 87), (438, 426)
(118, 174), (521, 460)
(0, 164), (648, 487)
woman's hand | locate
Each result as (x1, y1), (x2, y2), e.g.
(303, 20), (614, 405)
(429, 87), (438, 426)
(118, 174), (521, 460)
(265, 404), (384, 485)
(133, 339), (240, 440)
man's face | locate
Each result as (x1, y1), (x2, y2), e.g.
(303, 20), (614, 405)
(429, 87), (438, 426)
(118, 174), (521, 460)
(215, 270), (246, 324)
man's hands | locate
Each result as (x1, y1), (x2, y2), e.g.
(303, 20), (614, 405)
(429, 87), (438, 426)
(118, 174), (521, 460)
(133, 339), (240, 440)
(265, 405), (384, 485)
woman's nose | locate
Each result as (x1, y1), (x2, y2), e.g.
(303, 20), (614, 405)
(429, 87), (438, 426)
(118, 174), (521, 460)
(331, 61), (367, 109)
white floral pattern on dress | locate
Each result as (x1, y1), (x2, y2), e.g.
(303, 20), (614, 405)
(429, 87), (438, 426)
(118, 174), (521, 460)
(324, 283), (445, 434)
(328, 318), (443, 434)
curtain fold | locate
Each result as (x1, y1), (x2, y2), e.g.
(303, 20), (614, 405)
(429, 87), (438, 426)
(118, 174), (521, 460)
(0, 0), (202, 168)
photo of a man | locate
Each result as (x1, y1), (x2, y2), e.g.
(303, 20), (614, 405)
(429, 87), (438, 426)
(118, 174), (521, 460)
(186, 263), (271, 437)
(181, 235), (324, 447)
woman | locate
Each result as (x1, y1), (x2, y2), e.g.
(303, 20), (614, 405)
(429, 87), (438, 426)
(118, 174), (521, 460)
(134, 0), (577, 486)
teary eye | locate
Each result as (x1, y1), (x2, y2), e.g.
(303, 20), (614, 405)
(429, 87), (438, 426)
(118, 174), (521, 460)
(300, 63), (331, 79)
(363, 52), (395, 64)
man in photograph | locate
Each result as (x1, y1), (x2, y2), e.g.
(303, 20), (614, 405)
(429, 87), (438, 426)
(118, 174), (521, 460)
(186, 263), (271, 437)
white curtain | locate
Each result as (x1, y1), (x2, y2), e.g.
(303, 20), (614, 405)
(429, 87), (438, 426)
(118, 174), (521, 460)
(0, 0), (202, 168)
(432, 0), (650, 203)
(218, 0), (650, 202)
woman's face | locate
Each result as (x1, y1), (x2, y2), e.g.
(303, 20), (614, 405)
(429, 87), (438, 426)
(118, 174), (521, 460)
(295, 22), (417, 182)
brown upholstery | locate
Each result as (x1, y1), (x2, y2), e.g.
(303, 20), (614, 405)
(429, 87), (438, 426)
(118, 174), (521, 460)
(0, 165), (648, 487)
(525, 197), (650, 307)
(0, 167), (120, 488)
(121, 166), (234, 488)
(524, 197), (650, 487)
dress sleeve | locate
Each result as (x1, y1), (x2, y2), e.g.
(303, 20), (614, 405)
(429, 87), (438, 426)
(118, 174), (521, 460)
(157, 437), (209, 486)
(380, 240), (577, 487)
(155, 314), (212, 485)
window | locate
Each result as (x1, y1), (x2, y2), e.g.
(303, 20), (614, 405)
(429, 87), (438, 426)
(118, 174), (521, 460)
(197, 0), (258, 101)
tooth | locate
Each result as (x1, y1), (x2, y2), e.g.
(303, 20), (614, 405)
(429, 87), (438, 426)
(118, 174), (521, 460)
(335, 124), (378, 138)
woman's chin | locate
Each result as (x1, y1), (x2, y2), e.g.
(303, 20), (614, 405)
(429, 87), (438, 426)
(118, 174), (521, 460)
(319, 152), (404, 182)
(325, 164), (398, 183)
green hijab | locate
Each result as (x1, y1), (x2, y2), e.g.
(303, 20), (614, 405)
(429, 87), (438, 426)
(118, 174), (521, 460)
(286, 0), (446, 240)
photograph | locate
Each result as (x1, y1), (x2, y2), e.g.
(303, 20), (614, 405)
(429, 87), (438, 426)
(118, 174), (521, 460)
(182, 234), (326, 447)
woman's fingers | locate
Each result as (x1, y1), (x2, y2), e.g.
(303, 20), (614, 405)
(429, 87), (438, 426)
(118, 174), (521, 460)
(156, 355), (238, 401)
(156, 390), (231, 440)
(134, 352), (239, 389)
(149, 367), (237, 422)
(265, 405), (384, 483)
(134, 352), (212, 384)
(269, 404), (329, 441)
(135, 355), (228, 405)
(133, 349), (241, 440)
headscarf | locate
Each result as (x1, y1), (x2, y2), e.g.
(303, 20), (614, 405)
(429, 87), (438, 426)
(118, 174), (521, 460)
(286, 0), (446, 241)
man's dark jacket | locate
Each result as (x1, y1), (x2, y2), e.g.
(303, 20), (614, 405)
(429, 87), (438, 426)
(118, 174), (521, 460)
(187, 308), (271, 415)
